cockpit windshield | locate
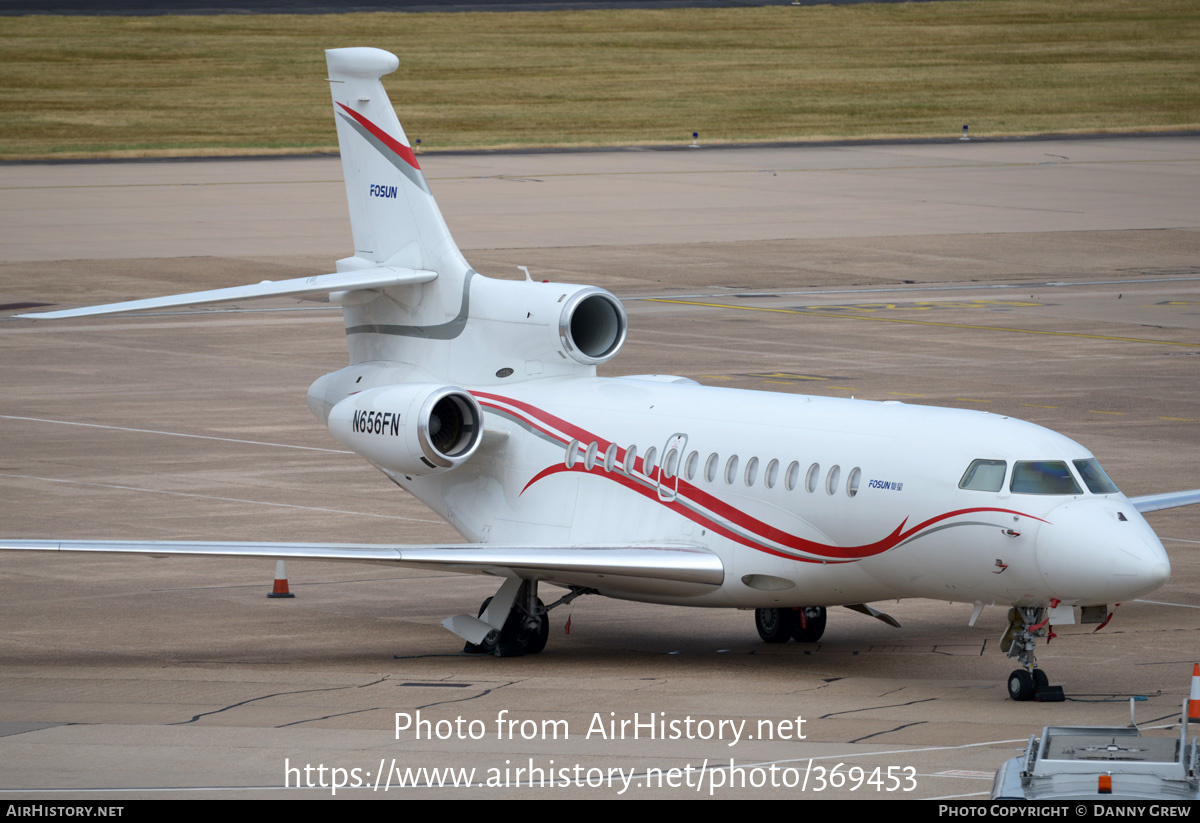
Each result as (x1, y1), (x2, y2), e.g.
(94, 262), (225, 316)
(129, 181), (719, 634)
(1073, 458), (1119, 494)
(959, 459), (1006, 492)
(1010, 461), (1082, 495)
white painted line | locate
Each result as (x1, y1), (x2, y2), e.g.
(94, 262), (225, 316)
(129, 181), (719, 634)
(0, 472), (440, 524)
(1135, 599), (1200, 610)
(927, 790), (991, 799)
(0, 414), (352, 454)
(686, 738), (1027, 780)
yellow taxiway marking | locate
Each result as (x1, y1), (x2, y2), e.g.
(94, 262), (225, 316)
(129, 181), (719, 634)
(1160, 417), (1195, 422)
(889, 392), (925, 397)
(750, 372), (828, 381)
(955, 398), (989, 402)
(1088, 410), (1126, 415)
(1020, 403), (1058, 409)
(644, 299), (1200, 348)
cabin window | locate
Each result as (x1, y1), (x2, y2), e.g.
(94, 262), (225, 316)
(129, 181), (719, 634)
(1073, 458), (1119, 494)
(959, 459), (1006, 492)
(765, 459), (779, 489)
(847, 467), (861, 497)
(745, 457), (759, 487)
(565, 439), (579, 469)
(663, 448), (680, 479)
(1011, 461), (1082, 495)
(725, 455), (740, 485)
(825, 465), (841, 495)
(705, 453), (719, 483)
(644, 446), (659, 478)
(684, 450), (699, 481)
(805, 463), (820, 493)
(623, 445), (638, 474)
(584, 441), (598, 471)
(785, 461), (800, 491)
(604, 443), (617, 472)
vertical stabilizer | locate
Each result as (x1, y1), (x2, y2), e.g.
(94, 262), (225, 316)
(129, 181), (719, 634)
(326, 48), (468, 279)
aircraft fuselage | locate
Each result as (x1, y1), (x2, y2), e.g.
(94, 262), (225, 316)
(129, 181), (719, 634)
(374, 375), (1170, 612)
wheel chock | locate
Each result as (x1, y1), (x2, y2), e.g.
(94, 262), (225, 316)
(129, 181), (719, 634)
(1035, 684), (1066, 702)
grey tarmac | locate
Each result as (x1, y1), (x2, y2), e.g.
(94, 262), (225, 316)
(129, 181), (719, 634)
(1, 136), (1198, 799)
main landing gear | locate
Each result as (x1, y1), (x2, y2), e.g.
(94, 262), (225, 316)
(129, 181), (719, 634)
(453, 580), (594, 658)
(462, 589), (548, 657)
(755, 607), (826, 643)
(1001, 606), (1065, 702)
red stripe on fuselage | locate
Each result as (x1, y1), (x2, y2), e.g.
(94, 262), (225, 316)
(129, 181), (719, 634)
(474, 392), (1046, 563)
(336, 102), (421, 172)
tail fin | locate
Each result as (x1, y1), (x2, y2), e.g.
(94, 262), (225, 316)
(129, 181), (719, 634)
(326, 48), (468, 279)
(18, 49), (472, 338)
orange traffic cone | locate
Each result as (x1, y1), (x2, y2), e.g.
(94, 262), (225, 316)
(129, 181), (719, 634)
(268, 560), (295, 599)
(1188, 663), (1200, 723)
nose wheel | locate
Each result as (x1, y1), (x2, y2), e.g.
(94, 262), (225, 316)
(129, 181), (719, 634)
(1001, 606), (1064, 702)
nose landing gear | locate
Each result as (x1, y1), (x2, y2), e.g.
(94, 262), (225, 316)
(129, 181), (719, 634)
(1001, 606), (1065, 702)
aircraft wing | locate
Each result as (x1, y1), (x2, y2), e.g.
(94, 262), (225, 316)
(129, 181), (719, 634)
(1129, 489), (1200, 514)
(14, 266), (436, 319)
(0, 539), (723, 595)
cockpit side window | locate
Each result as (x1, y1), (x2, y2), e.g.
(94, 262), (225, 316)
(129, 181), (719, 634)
(959, 459), (1006, 492)
(1073, 458), (1119, 494)
(1011, 460), (1082, 495)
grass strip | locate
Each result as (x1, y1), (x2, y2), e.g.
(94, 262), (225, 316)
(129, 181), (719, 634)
(0, 0), (1197, 159)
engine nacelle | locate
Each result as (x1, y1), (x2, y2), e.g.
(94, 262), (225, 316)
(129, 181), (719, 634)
(465, 279), (628, 375)
(327, 384), (483, 476)
(556, 287), (628, 366)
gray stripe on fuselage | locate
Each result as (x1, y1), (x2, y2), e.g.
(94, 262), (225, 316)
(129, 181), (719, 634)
(345, 270), (474, 340)
(483, 407), (565, 449)
(337, 111), (430, 195)
(894, 520), (995, 550)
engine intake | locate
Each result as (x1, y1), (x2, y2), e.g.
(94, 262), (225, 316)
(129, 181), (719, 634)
(558, 288), (627, 366)
(328, 384), (483, 475)
(419, 390), (479, 466)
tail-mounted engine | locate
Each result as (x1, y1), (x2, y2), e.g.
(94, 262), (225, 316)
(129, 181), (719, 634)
(327, 384), (483, 476)
(466, 279), (629, 375)
(556, 287), (627, 366)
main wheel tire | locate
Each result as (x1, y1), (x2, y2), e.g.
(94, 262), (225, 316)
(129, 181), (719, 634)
(1008, 669), (1035, 701)
(518, 598), (550, 655)
(465, 595), (549, 657)
(755, 608), (797, 643)
(1031, 668), (1049, 692)
(792, 607), (826, 643)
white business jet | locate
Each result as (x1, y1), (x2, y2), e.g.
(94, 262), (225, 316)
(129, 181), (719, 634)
(5, 48), (1198, 702)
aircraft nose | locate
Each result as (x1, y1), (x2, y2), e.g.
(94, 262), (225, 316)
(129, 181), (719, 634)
(1035, 500), (1171, 602)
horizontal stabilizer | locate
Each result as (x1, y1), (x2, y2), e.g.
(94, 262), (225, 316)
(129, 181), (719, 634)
(1130, 489), (1200, 513)
(15, 266), (437, 319)
(0, 539), (724, 586)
